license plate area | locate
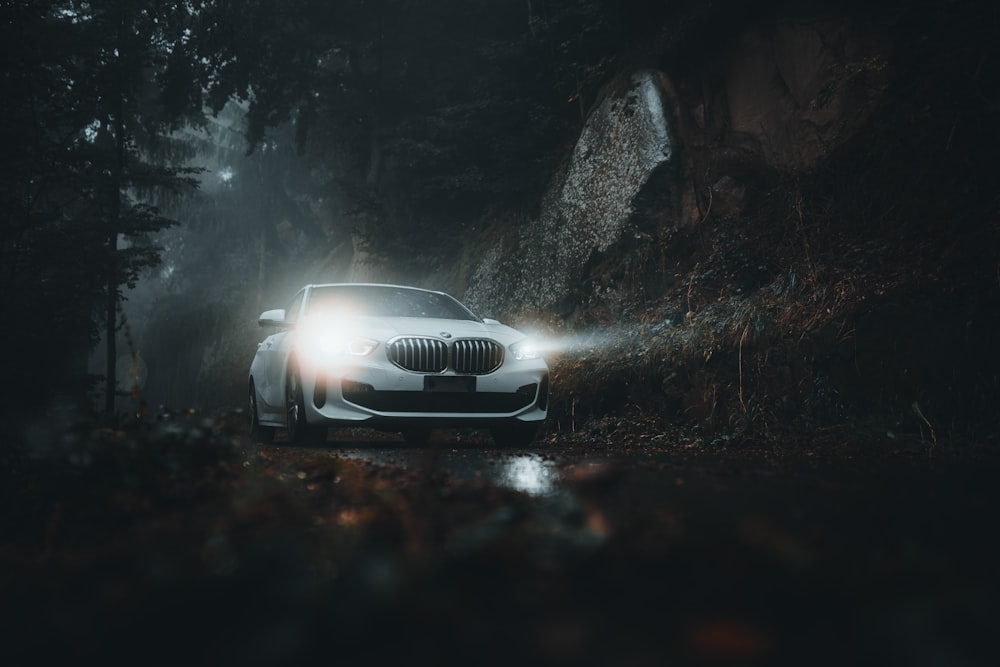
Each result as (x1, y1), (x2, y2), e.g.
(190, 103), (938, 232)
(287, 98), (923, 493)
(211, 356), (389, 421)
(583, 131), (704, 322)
(424, 376), (476, 393)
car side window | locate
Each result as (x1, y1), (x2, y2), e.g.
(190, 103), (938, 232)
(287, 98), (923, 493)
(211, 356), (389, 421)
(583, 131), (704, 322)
(285, 290), (305, 325)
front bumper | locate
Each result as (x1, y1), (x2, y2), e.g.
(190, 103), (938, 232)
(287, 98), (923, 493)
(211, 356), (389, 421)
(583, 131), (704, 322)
(299, 356), (549, 428)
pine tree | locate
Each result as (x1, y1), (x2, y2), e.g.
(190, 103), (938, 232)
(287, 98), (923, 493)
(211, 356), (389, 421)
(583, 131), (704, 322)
(1, 1), (205, 418)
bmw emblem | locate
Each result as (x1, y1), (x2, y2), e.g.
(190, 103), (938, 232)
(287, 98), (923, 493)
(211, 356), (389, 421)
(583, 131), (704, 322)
(440, 331), (452, 339)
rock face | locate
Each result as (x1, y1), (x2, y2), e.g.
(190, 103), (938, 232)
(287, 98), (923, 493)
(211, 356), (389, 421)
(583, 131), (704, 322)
(712, 20), (888, 170)
(464, 18), (889, 324)
(465, 70), (674, 319)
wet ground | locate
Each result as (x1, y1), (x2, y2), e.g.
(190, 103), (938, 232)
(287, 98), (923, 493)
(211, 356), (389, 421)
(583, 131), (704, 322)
(4, 418), (999, 666)
(245, 430), (1000, 665)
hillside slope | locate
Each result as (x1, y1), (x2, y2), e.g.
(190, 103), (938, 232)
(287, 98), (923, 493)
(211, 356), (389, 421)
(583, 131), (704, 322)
(470, 0), (1000, 447)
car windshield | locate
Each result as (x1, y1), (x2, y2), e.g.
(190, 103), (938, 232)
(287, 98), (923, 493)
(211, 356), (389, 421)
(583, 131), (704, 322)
(305, 285), (479, 321)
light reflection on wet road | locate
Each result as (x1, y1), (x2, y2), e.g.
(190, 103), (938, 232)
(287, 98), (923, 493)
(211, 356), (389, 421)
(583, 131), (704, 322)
(499, 454), (559, 495)
(296, 427), (672, 499)
(334, 440), (564, 497)
(253, 425), (1000, 667)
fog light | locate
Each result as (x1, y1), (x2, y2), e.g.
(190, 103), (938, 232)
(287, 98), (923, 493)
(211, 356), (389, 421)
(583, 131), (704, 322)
(342, 379), (374, 396)
(516, 383), (538, 399)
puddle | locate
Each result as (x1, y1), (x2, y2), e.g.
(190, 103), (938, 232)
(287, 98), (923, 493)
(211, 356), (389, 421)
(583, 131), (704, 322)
(334, 445), (562, 497)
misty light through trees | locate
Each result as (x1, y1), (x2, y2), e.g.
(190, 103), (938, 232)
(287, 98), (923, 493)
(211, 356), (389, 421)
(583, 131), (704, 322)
(61, 0), (611, 416)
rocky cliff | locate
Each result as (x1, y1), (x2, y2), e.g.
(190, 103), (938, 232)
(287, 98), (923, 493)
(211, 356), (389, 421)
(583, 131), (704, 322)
(461, 14), (890, 325)
(452, 5), (998, 445)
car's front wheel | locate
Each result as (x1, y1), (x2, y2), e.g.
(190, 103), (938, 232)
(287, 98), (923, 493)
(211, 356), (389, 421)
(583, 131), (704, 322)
(490, 423), (540, 448)
(248, 380), (276, 443)
(286, 366), (326, 445)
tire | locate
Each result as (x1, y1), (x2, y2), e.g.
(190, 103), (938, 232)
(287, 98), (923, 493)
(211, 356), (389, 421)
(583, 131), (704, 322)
(286, 367), (326, 445)
(248, 381), (276, 443)
(490, 423), (540, 448)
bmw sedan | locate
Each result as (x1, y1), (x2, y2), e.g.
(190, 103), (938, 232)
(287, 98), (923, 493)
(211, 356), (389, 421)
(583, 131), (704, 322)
(248, 283), (549, 446)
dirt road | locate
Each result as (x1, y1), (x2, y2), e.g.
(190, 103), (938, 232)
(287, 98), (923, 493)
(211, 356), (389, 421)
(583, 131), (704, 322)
(4, 418), (998, 666)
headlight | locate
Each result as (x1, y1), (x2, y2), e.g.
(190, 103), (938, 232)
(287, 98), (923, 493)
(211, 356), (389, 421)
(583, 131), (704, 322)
(346, 338), (378, 356)
(509, 339), (540, 361)
(301, 334), (378, 359)
(299, 325), (378, 364)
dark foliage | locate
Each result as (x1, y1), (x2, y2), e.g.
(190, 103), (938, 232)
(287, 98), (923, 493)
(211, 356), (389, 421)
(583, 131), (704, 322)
(186, 0), (629, 256)
(1, 1), (208, 419)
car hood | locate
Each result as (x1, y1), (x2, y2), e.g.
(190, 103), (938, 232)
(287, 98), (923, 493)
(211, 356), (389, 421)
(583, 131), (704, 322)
(303, 315), (529, 346)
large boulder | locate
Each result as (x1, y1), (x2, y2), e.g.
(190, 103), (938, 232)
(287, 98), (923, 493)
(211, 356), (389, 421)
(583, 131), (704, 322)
(466, 70), (674, 320)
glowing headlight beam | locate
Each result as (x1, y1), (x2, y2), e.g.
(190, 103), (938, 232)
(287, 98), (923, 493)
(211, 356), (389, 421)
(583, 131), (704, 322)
(298, 317), (378, 365)
(347, 338), (378, 356)
(510, 328), (636, 358)
(509, 339), (541, 361)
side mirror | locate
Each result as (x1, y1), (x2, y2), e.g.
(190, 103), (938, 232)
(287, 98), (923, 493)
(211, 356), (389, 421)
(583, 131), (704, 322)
(482, 318), (501, 325)
(258, 308), (287, 328)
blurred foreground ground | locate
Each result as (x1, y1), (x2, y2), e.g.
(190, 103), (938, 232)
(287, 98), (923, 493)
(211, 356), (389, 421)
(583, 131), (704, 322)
(2, 410), (998, 666)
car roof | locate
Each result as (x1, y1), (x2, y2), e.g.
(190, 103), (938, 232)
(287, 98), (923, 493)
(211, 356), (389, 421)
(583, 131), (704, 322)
(305, 283), (447, 296)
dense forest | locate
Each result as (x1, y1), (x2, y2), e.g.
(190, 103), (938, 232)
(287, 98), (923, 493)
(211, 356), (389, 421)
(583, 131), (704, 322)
(3, 0), (999, 441)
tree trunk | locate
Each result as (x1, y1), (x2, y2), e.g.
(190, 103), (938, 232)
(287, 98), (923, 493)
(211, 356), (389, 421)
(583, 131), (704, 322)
(104, 232), (117, 415)
(104, 0), (127, 415)
(257, 228), (266, 312)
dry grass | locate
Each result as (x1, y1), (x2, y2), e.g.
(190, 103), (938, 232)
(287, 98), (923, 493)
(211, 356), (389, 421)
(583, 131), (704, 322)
(544, 164), (1000, 450)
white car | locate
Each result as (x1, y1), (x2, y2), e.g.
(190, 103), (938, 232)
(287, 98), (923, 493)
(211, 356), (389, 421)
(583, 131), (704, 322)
(248, 283), (549, 446)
